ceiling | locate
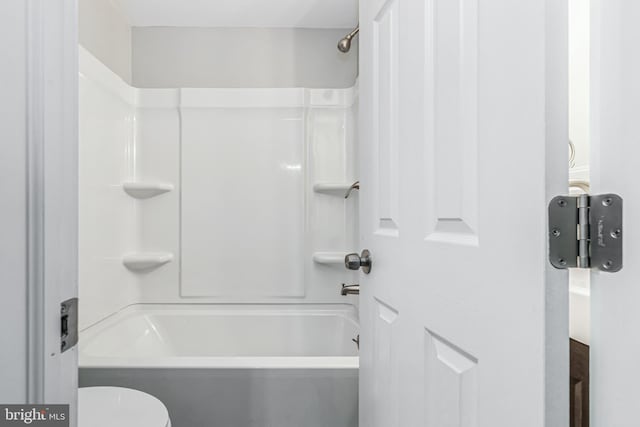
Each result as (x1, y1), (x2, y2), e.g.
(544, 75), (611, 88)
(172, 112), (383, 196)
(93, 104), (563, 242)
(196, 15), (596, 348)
(114, 0), (358, 29)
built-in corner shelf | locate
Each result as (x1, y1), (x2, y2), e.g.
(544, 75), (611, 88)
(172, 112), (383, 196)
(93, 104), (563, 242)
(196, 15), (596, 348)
(123, 252), (174, 272)
(313, 182), (353, 196)
(313, 252), (348, 266)
(123, 182), (174, 199)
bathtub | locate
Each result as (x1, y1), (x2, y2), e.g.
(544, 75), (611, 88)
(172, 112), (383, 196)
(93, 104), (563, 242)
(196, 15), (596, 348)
(79, 304), (359, 427)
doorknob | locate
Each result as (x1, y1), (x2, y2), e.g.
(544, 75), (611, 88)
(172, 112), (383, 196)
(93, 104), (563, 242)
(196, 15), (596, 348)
(345, 249), (372, 274)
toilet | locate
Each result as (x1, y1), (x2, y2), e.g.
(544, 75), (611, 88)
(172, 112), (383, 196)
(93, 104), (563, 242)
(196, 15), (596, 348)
(79, 387), (171, 427)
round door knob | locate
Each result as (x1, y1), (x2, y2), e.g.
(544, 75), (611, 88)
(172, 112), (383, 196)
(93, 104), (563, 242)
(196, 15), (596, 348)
(345, 253), (361, 270)
(344, 249), (372, 274)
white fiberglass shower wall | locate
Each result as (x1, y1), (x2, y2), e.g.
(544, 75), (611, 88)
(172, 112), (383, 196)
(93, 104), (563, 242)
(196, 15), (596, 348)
(79, 46), (359, 321)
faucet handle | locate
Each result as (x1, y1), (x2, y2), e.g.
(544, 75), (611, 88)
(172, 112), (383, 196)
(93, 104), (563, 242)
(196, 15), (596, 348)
(352, 335), (360, 350)
(344, 181), (360, 199)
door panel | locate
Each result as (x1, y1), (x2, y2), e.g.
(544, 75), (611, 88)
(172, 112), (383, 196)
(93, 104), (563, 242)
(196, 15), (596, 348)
(590, 1), (640, 425)
(372, 0), (401, 236)
(371, 299), (399, 427)
(425, 0), (479, 246)
(424, 330), (478, 427)
(359, 0), (569, 425)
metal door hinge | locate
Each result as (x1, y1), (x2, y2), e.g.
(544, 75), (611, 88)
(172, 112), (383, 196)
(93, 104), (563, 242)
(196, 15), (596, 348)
(60, 298), (78, 353)
(549, 194), (623, 272)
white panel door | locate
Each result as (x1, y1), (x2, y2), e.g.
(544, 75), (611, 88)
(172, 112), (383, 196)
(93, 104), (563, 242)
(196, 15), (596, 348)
(591, 1), (640, 425)
(358, 0), (568, 426)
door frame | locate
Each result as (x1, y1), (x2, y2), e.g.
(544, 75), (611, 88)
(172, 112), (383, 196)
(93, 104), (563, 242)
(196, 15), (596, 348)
(545, 2), (572, 425)
(7, 0), (573, 424)
(25, 0), (79, 412)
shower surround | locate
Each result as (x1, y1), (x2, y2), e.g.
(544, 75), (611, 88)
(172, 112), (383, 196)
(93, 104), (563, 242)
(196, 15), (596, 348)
(78, 47), (359, 426)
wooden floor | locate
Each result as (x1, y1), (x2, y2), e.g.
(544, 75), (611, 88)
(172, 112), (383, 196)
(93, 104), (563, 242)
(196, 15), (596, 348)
(570, 339), (590, 427)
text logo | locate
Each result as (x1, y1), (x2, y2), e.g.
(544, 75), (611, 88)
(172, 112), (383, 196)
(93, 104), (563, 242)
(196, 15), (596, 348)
(0, 406), (68, 426)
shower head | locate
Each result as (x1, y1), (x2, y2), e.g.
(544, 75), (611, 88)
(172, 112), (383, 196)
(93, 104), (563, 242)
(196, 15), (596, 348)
(337, 37), (352, 53)
(337, 26), (359, 53)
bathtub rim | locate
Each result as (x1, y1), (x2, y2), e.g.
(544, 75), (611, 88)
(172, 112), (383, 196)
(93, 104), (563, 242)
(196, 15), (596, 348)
(79, 303), (360, 370)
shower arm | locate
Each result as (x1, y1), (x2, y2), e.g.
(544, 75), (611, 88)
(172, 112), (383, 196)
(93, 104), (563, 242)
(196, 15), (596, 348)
(338, 25), (360, 53)
(344, 26), (359, 40)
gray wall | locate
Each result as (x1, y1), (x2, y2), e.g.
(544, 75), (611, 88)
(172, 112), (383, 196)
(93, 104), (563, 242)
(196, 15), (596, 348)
(132, 27), (358, 88)
(79, 0), (132, 83)
(78, 3), (359, 89)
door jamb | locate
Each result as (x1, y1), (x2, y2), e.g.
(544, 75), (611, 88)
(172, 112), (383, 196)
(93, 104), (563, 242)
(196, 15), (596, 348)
(25, 0), (79, 411)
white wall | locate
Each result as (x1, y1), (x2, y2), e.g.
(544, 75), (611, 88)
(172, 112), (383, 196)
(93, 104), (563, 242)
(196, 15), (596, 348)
(135, 88), (359, 304)
(569, 0), (590, 171)
(180, 99), (306, 297)
(79, 48), (139, 329)
(132, 27), (358, 88)
(0, 0), (28, 403)
(568, 0), (590, 346)
(79, 0), (132, 83)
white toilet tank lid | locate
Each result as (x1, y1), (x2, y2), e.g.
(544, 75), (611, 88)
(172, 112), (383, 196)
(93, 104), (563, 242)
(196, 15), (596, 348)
(79, 387), (170, 427)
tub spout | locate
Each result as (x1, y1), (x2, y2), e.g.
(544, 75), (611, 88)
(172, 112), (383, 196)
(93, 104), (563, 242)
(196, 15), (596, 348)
(341, 284), (360, 296)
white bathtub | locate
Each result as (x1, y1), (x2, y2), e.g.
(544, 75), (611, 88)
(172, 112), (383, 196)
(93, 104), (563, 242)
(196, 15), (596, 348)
(79, 304), (359, 427)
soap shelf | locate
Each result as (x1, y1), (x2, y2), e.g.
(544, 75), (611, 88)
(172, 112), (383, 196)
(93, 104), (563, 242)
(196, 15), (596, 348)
(123, 252), (174, 272)
(123, 182), (174, 199)
(312, 252), (348, 265)
(313, 183), (354, 196)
